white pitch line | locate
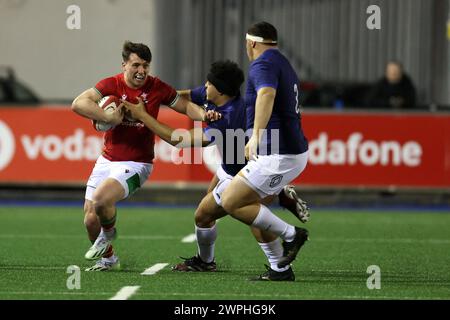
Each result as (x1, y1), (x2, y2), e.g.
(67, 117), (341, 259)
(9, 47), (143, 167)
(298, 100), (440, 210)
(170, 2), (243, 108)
(109, 286), (140, 300)
(181, 233), (196, 243)
(141, 263), (169, 275)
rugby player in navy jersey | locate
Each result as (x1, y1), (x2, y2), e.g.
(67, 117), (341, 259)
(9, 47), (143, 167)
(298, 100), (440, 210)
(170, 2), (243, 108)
(123, 60), (309, 280)
(220, 22), (310, 281)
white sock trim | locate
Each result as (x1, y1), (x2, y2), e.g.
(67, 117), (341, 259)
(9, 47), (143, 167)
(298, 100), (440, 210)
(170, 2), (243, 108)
(251, 205), (295, 241)
(258, 239), (290, 272)
(195, 224), (217, 263)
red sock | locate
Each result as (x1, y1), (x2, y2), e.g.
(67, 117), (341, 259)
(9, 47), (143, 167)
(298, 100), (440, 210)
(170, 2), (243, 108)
(103, 244), (114, 258)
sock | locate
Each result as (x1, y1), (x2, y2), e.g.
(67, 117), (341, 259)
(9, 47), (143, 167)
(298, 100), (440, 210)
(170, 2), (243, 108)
(195, 224), (217, 263)
(103, 254), (118, 263)
(258, 239), (290, 272)
(94, 229), (115, 257)
(102, 244), (114, 258)
(251, 205), (296, 242)
(100, 214), (117, 240)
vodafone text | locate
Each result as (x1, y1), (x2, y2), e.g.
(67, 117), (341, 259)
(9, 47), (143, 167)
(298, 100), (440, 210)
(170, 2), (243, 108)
(3, 127), (423, 168)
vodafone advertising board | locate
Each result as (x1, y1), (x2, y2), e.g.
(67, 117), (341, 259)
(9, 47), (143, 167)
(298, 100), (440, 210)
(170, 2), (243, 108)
(0, 107), (449, 188)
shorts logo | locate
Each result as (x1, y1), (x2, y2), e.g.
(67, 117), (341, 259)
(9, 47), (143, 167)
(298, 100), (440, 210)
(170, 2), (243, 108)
(0, 121), (15, 171)
(269, 174), (283, 188)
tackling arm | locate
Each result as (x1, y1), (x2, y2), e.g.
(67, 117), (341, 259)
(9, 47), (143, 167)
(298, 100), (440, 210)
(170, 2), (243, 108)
(170, 95), (207, 121)
(177, 89), (192, 101)
(122, 98), (211, 148)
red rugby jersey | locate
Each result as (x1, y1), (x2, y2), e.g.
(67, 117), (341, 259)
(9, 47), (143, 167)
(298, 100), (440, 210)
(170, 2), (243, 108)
(94, 73), (178, 163)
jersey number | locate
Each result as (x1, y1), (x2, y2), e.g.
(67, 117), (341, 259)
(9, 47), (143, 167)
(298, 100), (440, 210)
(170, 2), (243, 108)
(294, 84), (300, 114)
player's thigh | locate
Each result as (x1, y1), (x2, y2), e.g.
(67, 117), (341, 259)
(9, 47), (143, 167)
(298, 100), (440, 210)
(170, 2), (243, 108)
(220, 173), (261, 213)
(93, 160), (153, 205)
(195, 192), (228, 227)
(93, 178), (127, 205)
(85, 156), (110, 202)
(261, 195), (277, 206)
(108, 161), (153, 199)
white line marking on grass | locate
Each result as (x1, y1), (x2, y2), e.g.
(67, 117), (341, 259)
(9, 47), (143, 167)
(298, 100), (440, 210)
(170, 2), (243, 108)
(141, 263), (169, 275)
(109, 286), (140, 300)
(181, 233), (196, 243)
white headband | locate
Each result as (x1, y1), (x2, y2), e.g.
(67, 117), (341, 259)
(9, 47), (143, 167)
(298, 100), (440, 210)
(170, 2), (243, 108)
(245, 33), (277, 44)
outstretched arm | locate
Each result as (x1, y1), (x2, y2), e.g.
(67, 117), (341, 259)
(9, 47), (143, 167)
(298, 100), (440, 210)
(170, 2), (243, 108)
(170, 95), (214, 122)
(122, 98), (211, 148)
(177, 89), (192, 101)
(169, 93), (221, 122)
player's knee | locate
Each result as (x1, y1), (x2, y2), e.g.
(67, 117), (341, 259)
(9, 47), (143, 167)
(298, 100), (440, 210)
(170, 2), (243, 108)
(83, 202), (96, 222)
(84, 212), (99, 229)
(92, 193), (112, 215)
(221, 193), (239, 215)
(194, 208), (214, 228)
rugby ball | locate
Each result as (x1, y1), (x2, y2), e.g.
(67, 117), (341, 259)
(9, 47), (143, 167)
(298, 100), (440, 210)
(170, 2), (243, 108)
(92, 96), (120, 132)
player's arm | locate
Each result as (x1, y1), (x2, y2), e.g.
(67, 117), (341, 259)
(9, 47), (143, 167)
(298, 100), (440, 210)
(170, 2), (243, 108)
(71, 88), (123, 125)
(253, 87), (276, 138)
(246, 86), (277, 160)
(169, 95), (214, 122)
(122, 98), (211, 147)
(177, 89), (192, 101)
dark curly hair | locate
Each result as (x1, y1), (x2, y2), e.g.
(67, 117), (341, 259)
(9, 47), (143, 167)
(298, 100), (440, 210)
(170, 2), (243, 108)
(207, 60), (244, 97)
(122, 41), (152, 62)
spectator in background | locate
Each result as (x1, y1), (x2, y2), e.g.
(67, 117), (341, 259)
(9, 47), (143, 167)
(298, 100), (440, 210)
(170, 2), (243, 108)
(366, 61), (417, 109)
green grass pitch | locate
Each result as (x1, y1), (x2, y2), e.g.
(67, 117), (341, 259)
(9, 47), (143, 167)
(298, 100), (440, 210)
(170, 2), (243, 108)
(0, 205), (449, 300)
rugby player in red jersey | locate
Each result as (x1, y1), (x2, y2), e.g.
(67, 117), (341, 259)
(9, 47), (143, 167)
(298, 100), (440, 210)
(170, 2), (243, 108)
(71, 41), (216, 271)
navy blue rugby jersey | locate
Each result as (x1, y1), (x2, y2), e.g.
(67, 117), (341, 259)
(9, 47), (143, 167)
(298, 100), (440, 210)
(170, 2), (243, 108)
(191, 86), (247, 176)
(245, 49), (308, 155)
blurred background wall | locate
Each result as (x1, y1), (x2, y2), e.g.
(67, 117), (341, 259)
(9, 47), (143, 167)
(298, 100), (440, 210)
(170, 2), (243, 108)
(0, 0), (157, 101)
(0, 0), (449, 106)
(157, 0), (449, 107)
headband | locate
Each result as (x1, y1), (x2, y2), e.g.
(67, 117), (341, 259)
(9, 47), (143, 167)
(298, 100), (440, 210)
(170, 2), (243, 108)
(245, 33), (277, 44)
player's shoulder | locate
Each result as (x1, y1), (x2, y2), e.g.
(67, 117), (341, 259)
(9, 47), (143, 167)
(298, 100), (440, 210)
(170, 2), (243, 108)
(149, 76), (173, 89)
(250, 52), (278, 73)
(98, 73), (121, 84)
(95, 74), (121, 94)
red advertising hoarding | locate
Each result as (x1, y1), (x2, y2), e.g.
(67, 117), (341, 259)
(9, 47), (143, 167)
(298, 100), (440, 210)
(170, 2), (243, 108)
(0, 107), (449, 189)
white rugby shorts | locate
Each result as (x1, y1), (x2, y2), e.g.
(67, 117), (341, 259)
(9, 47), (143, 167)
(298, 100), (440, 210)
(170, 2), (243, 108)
(240, 151), (308, 198)
(212, 165), (233, 206)
(85, 155), (152, 201)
